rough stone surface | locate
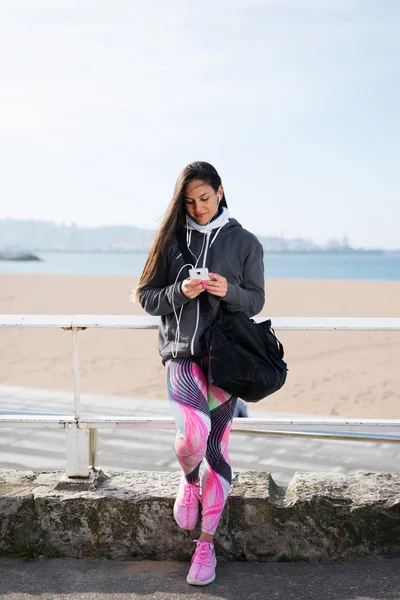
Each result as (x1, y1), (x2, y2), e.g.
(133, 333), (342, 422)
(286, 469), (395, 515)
(1, 468), (399, 562)
(55, 468), (110, 491)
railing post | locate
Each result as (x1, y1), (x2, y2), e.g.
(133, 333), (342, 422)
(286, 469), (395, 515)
(65, 422), (90, 477)
(62, 325), (90, 478)
(72, 327), (81, 420)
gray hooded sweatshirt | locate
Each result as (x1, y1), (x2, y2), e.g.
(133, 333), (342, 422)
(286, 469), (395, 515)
(139, 211), (265, 362)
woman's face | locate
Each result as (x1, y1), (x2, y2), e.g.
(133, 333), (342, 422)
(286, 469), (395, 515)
(183, 180), (223, 225)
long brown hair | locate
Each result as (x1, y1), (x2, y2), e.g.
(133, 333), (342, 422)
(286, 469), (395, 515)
(135, 161), (227, 300)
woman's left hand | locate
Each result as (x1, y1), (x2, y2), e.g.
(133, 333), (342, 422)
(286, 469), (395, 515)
(203, 273), (228, 298)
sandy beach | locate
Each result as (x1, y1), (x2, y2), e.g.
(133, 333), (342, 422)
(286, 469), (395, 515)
(0, 274), (399, 419)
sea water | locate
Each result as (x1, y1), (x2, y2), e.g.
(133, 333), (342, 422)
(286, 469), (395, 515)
(1, 251), (399, 281)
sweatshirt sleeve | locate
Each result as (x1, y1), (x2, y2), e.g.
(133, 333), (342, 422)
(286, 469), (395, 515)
(139, 250), (191, 317)
(221, 242), (265, 316)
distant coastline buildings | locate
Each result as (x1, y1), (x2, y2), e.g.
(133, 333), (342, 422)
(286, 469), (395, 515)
(0, 218), (388, 254)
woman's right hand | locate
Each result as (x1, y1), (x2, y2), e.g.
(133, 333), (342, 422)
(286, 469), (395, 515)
(181, 278), (205, 299)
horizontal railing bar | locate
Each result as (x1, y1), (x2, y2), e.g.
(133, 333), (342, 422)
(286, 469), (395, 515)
(0, 423), (67, 429)
(0, 315), (74, 328)
(2, 415), (399, 441)
(77, 418), (400, 441)
(234, 429), (400, 443)
(1, 415), (399, 429)
(0, 410), (71, 416)
(0, 415), (75, 427)
(1, 315), (400, 331)
(1, 418), (399, 441)
(1, 415), (399, 426)
(2, 414), (399, 425)
(268, 317), (400, 331)
(76, 416), (400, 426)
(71, 315), (161, 329)
(0, 414), (76, 421)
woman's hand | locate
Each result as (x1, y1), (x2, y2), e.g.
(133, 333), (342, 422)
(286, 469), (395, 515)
(203, 273), (228, 298)
(181, 278), (204, 299)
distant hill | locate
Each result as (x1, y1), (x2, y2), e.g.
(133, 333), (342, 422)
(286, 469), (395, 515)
(0, 219), (155, 252)
(0, 218), (371, 253)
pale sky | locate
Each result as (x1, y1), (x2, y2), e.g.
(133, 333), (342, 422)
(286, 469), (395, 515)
(1, 0), (399, 249)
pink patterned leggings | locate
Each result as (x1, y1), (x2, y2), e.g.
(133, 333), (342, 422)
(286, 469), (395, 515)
(166, 357), (237, 535)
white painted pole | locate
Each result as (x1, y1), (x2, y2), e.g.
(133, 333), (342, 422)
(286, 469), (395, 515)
(65, 423), (90, 478)
(72, 328), (81, 420)
(65, 327), (89, 478)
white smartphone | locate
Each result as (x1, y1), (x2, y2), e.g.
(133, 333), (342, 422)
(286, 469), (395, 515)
(189, 267), (210, 281)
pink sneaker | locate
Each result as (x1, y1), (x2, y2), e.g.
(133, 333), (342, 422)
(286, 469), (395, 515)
(186, 540), (217, 586)
(173, 475), (201, 530)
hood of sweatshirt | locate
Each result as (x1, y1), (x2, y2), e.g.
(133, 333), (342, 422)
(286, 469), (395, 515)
(184, 208), (243, 256)
(185, 207), (230, 234)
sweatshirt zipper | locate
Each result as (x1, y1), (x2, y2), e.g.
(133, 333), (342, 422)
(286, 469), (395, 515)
(190, 232), (211, 355)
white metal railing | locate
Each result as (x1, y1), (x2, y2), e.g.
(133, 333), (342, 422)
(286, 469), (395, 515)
(1, 314), (400, 481)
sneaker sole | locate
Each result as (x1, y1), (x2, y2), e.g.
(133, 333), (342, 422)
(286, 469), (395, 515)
(187, 572), (216, 586)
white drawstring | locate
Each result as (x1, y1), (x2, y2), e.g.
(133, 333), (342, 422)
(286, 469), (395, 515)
(210, 224), (224, 247)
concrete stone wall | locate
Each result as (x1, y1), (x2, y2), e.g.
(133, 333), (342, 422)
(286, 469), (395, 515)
(1, 469), (399, 562)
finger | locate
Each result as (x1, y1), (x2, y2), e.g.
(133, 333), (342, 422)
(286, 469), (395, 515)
(204, 283), (220, 290)
(188, 284), (203, 292)
(206, 284), (221, 290)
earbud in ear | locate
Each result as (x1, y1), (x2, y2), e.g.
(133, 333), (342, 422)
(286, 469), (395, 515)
(217, 195), (221, 202)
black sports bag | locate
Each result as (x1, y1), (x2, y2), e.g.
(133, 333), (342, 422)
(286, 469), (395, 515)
(205, 307), (288, 402)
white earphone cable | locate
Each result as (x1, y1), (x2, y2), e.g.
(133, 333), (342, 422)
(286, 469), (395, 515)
(171, 262), (194, 358)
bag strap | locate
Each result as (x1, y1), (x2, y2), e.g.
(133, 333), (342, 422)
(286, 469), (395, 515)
(270, 326), (285, 359)
(175, 230), (213, 315)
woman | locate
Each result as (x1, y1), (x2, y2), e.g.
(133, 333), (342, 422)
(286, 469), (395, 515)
(137, 161), (265, 586)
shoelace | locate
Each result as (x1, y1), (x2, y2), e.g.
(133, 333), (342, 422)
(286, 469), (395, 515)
(182, 483), (198, 506)
(192, 541), (213, 565)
